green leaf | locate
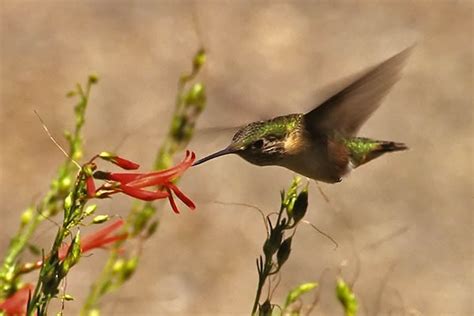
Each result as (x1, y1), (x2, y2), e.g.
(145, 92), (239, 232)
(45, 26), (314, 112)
(284, 282), (318, 308)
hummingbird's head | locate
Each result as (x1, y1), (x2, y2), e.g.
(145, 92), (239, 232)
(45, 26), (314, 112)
(193, 114), (303, 167)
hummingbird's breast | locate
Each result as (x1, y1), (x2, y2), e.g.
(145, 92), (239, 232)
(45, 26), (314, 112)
(278, 130), (351, 183)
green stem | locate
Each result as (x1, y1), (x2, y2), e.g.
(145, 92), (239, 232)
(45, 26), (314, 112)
(0, 76), (95, 300)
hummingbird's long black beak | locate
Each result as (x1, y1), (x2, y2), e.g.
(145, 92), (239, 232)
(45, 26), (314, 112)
(192, 147), (235, 166)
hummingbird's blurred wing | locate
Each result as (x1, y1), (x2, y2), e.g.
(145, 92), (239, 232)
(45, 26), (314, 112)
(304, 46), (413, 136)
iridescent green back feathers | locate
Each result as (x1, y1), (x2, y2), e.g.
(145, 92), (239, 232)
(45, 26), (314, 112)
(231, 114), (303, 149)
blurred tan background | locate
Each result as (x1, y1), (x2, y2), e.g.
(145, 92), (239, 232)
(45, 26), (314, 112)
(1, 1), (472, 315)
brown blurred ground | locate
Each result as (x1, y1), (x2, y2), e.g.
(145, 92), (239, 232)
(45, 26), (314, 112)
(0, 1), (472, 315)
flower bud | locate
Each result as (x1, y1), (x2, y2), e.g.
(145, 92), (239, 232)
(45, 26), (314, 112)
(185, 83), (206, 110)
(122, 257), (138, 282)
(84, 204), (97, 216)
(112, 259), (125, 273)
(277, 237), (292, 267)
(92, 215), (109, 224)
(59, 176), (72, 192)
(284, 282), (318, 308)
(263, 228), (283, 257)
(86, 177), (96, 198)
(64, 193), (73, 213)
(192, 49), (206, 71)
(20, 207), (34, 227)
(292, 189), (308, 224)
(88, 74), (99, 84)
(259, 299), (272, 316)
(336, 278), (358, 316)
(62, 294), (74, 301)
(99, 152), (140, 170)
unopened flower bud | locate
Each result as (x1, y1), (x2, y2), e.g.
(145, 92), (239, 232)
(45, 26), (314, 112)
(336, 278), (358, 316)
(277, 237), (292, 267)
(62, 294), (74, 301)
(259, 299), (272, 316)
(92, 215), (109, 224)
(99, 152), (140, 170)
(193, 49), (206, 71)
(112, 259), (125, 273)
(185, 83), (206, 107)
(122, 257), (138, 281)
(263, 228), (283, 257)
(86, 177), (96, 197)
(64, 193), (73, 213)
(88, 74), (99, 84)
(292, 190), (308, 224)
(21, 207), (34, 226)
(84, 204), (97, 216)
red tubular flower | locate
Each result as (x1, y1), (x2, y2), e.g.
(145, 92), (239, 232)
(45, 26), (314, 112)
(92, 151), (196, 214)
(0, 284), (34, 316)
(58, 219), (127, 259)
(86, 176), (96, 198)
(118, 185), (169, 201)
(19, 220), (128, 276)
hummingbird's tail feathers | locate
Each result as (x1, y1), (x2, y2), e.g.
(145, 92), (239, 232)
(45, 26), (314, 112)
(378, 141), (408, 152)
(348, 138), (408, 168)
(304, 46), (414, 137)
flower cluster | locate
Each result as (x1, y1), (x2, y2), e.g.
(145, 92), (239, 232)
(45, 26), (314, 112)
(3, 220), (128, 316)
(18, 219), (128, 275)
(88, 150), (196, 214)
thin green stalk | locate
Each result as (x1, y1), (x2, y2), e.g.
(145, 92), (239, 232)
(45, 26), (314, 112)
(0, 76), (97, 299)
(27, 165), (91, 315)
(251, 178), (308, 315)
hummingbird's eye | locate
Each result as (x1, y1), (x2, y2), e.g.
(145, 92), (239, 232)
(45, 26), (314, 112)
(251, 139), (264, 149)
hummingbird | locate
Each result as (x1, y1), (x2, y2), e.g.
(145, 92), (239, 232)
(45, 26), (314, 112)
(193, 47), (412, 183)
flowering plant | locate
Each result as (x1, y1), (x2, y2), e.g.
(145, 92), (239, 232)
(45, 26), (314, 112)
(0, 48), (206, 316)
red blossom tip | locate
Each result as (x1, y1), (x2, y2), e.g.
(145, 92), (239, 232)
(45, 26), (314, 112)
(167, 182), (196, 210)
(99, 152), (140, 170)
(166, 188), (180, 214)
(86, 176), (96, 198)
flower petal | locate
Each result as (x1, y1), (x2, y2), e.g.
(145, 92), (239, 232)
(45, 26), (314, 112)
(99, 152), (140, 170)
(167, 182), (196, 210)
(120, 185), (169, 201)
(126, 151), (195, 188)
(80, 219), (126, 252)
(110, 156), (140, 170)
(166, 188), (180, 214)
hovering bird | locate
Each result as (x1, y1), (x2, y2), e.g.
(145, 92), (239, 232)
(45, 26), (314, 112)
(193, 47), (412, 183)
